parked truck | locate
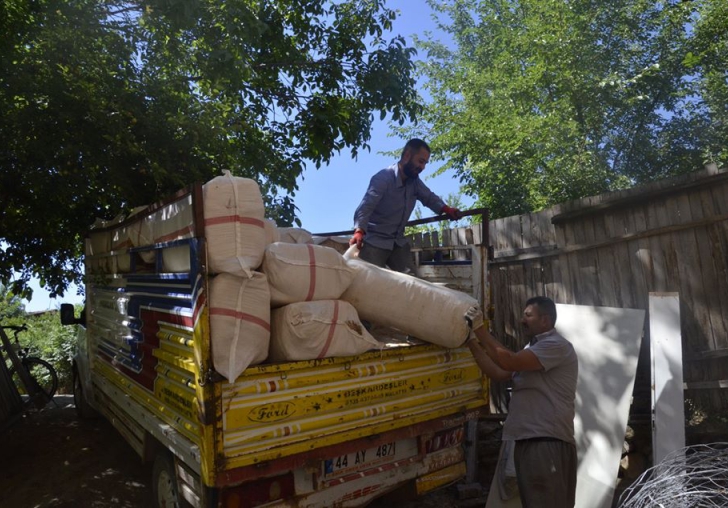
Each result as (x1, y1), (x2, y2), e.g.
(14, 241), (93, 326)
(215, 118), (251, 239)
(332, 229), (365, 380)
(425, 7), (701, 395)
(61, 182), (489, 508)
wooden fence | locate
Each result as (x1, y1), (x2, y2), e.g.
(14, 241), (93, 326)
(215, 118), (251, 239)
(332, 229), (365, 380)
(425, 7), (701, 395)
(488, 164), (728, 439)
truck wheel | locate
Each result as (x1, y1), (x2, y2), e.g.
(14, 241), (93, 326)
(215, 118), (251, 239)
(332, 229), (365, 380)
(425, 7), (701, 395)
(72, 367), (97, 419)
(153, 452), (183, 508)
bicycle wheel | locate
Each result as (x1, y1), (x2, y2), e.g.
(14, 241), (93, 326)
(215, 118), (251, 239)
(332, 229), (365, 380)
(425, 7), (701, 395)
(11, 357), (59, 400)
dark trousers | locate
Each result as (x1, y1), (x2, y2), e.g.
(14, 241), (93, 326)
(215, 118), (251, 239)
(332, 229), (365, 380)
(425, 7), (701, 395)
(358, 242), (415, 274)
(514, 438), (577, 508)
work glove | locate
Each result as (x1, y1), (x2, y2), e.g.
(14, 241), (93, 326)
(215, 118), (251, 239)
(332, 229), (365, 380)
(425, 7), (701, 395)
(349, 228), (365, 249)
(464, 306), (484, 332)
(441, 205), (463, 220)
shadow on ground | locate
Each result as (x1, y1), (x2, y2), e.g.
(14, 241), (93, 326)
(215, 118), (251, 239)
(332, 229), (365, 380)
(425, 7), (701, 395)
(1, 395), (502, 508)
(0, 395), (153, 508)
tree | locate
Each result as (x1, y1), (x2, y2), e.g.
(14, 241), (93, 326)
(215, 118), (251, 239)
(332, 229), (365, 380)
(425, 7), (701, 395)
(23, 309), (78, 393)
(402, 0), (716, 219)
(686, 0), (728, 165)
(0, 284), (26, 321)
(0, 284), (75, 392)
(0, 0), (420, 297)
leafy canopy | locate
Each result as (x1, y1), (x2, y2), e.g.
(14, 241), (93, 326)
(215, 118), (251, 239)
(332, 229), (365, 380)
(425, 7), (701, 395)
(404, 0), (724, 219)
(1, 0), (420, 298)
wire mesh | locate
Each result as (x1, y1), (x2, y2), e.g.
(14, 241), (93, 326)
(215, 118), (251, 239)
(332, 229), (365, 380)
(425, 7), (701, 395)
(618, 443), (728, 507)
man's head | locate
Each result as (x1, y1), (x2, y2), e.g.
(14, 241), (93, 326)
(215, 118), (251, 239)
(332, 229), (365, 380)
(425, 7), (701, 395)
(521, 296), (557, 339)
(399, 138), (431, 179)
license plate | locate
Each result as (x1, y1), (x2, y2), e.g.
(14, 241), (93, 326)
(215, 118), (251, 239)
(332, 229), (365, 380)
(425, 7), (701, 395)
(323, 438), (417, 477)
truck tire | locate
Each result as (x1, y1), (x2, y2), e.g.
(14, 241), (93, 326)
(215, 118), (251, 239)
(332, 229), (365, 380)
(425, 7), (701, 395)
(153, 452), (184, 508)
(72, 366), (98, 419)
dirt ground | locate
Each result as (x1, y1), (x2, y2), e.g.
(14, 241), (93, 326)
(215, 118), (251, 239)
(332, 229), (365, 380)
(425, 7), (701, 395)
(0, 395), (154, 508)
(0, 395), (500, 508)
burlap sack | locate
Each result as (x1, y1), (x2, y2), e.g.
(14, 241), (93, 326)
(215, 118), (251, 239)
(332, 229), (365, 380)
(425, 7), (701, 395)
(209, 272), (270, 382)
(270, 300), (381, 361)
(263, 218), (280, 246)
(262, 243), (354, 307)
(278, 227), (313, 244)
(203, 171), (266, 277)
(342, 258), (477, 348)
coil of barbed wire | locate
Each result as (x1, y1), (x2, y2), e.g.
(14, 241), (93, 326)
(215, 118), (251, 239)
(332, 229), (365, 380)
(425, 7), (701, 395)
(618, 443), (728, 507)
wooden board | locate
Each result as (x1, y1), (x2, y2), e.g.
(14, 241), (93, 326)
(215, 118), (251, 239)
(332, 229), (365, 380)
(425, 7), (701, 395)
(649, 292), (685, 465)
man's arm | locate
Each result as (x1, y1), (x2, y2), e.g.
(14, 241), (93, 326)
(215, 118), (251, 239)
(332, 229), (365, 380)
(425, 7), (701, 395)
(472, 326), (542, 373)
(413, 179), (462, 219)
(464, 306), (542, 374)
(413, 178), (447, 215)
(466, 332), (513, 382)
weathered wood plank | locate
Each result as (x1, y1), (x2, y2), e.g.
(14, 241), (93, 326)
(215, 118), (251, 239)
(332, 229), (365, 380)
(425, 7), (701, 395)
(595, 207), (622, 308)
(645, 198), (666, 293)
(674, 190), (711, 398)
(454, 228), (468, 260)
(689, 189), (721, 352)
(536, 208), (556, 247)
(422, 231), (433, 262)
(543, 255), (564, 304)
(573, 215), (599, 305)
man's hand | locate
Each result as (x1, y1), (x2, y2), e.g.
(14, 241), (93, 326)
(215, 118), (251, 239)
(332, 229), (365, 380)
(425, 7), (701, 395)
(441, 205), (463, 220)
(349, 228), (365, 248)
(464, 306), (484, 331)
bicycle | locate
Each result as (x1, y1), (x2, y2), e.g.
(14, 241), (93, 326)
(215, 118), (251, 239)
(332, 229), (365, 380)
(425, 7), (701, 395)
(0, 324), (59, 407)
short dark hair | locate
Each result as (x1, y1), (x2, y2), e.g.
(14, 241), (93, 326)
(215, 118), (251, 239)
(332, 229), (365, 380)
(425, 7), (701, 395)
(401, 138), (430, 158)
(526, 296), (557, 327)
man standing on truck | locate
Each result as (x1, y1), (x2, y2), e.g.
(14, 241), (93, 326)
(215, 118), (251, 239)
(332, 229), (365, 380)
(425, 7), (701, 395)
(349, 138), (462, 273)
(463, 297), (578, 508)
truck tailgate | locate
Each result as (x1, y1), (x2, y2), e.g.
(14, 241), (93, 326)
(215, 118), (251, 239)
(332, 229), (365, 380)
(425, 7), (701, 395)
(218, 344), (487, 471)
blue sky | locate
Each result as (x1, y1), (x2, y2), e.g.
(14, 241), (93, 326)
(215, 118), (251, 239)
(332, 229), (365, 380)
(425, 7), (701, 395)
(24, 0), (472, 312)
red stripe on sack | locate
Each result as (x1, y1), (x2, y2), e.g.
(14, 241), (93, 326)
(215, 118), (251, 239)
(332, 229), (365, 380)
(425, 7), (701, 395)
(305, 244), (317, 301)
(204, 216), (265, 228)
(318, 301), (339, 359)
(156, 225), (194, 243)
(210, 307), (271, 332)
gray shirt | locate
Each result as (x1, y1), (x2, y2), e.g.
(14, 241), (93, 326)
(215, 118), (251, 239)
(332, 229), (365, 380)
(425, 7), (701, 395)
(353, 164), (445, 250)
(502, 329), (578, 445)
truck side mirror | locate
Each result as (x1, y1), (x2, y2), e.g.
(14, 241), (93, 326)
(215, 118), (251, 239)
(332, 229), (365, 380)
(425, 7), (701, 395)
(60, 303), (85, 326)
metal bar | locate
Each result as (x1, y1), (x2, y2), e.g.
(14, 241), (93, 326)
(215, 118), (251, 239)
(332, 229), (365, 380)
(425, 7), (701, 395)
(314, 207), (489, 238)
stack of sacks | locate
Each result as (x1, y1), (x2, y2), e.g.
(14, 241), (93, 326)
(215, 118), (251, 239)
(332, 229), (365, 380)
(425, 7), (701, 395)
(204, 171), (270, 382)
(269, 300), (380, 361)
(341, 255), (477, 348)
(263, 242), (379, 361)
